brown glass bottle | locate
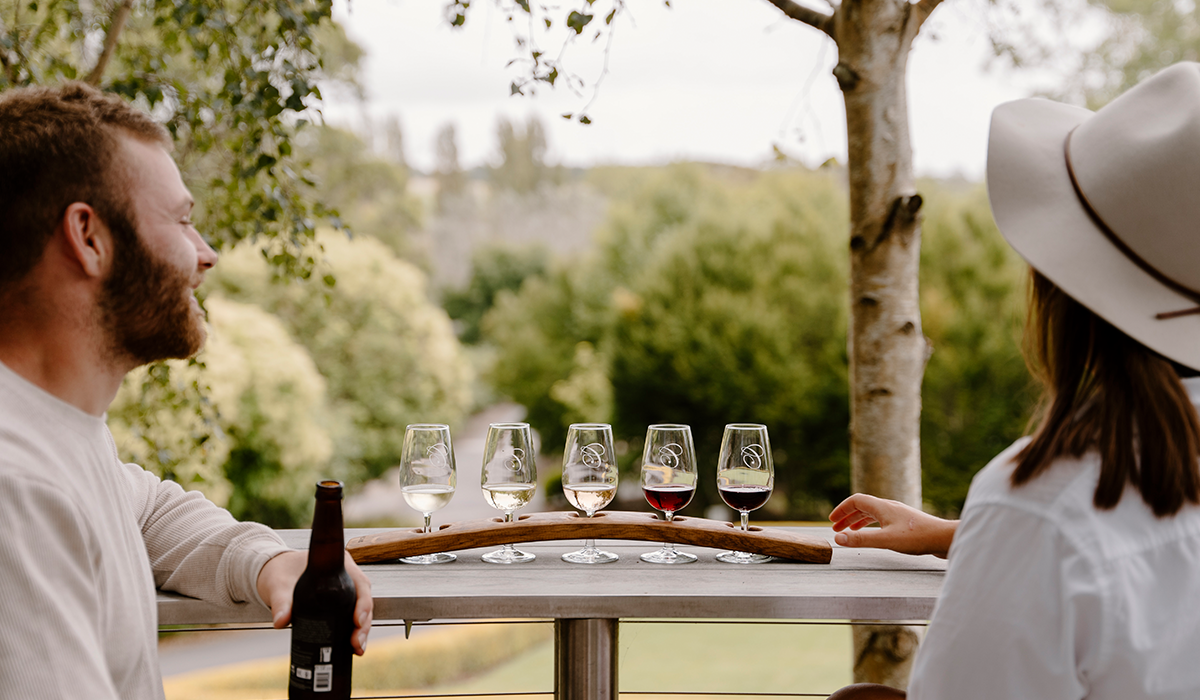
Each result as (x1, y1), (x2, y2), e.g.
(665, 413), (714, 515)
(289, 480), (356, 699)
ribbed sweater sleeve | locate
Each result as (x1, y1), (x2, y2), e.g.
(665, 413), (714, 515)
(118, 458), (292, 609)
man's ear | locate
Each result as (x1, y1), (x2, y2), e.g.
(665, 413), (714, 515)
(60, 202), (113, 279)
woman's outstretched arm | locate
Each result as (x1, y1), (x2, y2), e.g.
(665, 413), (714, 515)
(829, 494), (958, 558)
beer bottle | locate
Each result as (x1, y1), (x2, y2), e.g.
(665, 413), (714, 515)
(289, 480), (356, 699)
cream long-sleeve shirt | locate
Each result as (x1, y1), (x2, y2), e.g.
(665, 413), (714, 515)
(909, 378), (1200, 699)
(0, 360), (291, 700)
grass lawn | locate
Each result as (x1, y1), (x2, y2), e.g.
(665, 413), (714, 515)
(165, 619), (851, 699)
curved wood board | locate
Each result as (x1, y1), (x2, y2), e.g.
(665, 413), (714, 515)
(346, 511), (832, 564)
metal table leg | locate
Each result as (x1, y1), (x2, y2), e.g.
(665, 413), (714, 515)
(554, 618), (618, 700)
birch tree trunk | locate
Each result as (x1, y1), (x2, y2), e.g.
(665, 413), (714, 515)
(766, 0), (941, 687)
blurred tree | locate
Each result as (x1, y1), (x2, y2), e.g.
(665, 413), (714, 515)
(108, 298), (333, 527)
(210, 232), (474, 484)
(443, 243), (550, 344)
(381, 115), (410, 171)
(918, 183), (1033, 514)
(484, 165), (1036, 519)
(294, 124), (423, 263)
(435, 122), (468, 212)
(490, 115), (558, 193)
(608, 168), (851, 520)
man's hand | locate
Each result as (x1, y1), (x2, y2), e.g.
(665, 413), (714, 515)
(257, 550), (374, 655)
(828, 494), (958, 559)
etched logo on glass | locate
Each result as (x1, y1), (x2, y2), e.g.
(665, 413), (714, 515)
(427, 443), (450, 468)
(741, 444), (765, 469)
(657, 443), (683, 468)
(504, 447), (526, 472)
(581, 443), (606, 468)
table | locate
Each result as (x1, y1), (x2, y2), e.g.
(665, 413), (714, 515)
(157, 527), (947, 699)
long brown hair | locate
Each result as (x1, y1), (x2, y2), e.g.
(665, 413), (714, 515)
(1014, 270), (1200, 516)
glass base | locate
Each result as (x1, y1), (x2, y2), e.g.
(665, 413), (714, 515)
(400, 552), (457, 565)
(562, 547), (618, 564)
(716, 550), (772, 564)
(640, 546), (697, 564)
(482, 547), (536, 564)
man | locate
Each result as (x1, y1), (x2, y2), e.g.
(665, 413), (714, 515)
(0, 83), (372, 699)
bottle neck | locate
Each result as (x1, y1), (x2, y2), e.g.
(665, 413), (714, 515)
(307, 482), (347, 573)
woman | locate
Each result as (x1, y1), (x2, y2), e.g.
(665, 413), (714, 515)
(828, 62), (1200, 699)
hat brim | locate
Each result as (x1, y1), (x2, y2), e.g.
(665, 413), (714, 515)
(988, 98), (1200, 371)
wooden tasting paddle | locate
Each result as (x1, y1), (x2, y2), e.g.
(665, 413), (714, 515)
(346, 510), (832, 564)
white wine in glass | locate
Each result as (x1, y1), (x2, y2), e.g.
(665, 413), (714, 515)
(481, 422), (538, 564)
(640, 424), (698, 564)
(399, 423), (457, 565)
(561, 423), (619, 564)
(715, 423), (774, 564)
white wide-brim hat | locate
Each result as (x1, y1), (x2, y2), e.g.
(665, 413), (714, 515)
(988, 62), (1200, 370)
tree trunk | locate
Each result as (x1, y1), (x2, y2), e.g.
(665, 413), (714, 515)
(835, 0), (930, 687)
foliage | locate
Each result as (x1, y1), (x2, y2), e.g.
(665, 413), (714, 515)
(484, 165), (1037, 517)
(443, 242), (549, 343)
(918, 182), (1034, 515)
(293, 124), (423, 263)
(435, 122), (468, 211)
(489, 115), (560, 193)
(109, 298), (333, 527)
(210, 231), (475, 484)
(445, 0), (629, 124)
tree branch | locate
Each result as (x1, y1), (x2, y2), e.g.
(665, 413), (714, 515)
(913, 0), (946, 30)
(762, 0), (836, 42)
(85, 0), (134, 86)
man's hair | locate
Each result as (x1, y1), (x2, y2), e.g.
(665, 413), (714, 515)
(0, 82), (170, 295)
(1014, 269), (1200, 517)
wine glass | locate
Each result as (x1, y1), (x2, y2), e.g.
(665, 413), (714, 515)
(640, 424), (698, 564)
(399, 423), (457, 565)
(481, 422), (538, 564)
(715, 423), (774, 564)
(560, 423), (619, 564)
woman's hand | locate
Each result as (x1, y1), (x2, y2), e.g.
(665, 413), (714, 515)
(829, 494), (958, 559)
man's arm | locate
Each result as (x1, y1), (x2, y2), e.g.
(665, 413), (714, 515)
(117, 452), (372, 653)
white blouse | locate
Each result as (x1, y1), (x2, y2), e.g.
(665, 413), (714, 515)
(909, 378), (1200, 699)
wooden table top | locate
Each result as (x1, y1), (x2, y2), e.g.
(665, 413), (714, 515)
(156, 526), (946, 626)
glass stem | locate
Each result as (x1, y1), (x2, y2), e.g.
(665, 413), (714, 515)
(584, 511), (596, 552)
(423, 512), (432, 534)
(663, 510), (677, 553)
(740, 510), (749, 532)
(503, 511), (515, 554)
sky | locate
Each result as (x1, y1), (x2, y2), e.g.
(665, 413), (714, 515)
(325, 0), (1044, 181)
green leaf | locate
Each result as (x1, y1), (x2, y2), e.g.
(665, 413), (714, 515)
(579, 115), (592, 125)
(606, 9), (616, 24)
(516, 0), (530, 11)
(452, 12), (466, 26)
(567, 11), (594, 34)
(561, 113), (574, 120)
(544, 18), (552, 28)
(510, 81), (523, 96)
(547, 67), (559, 85)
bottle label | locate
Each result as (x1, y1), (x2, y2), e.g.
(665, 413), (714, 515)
(290, 616), (350, 694)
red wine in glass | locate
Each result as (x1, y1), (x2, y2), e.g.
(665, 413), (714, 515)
(718, 484), (771, 512)
(644, 483), (695, 513)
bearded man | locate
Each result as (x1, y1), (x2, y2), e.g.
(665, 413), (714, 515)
(0, 83), (372, 699)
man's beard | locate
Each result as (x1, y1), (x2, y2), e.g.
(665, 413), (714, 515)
(98, 213), (205, 366)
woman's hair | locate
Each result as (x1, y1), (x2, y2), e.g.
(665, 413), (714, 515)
(1014, 270), (1200, 516)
